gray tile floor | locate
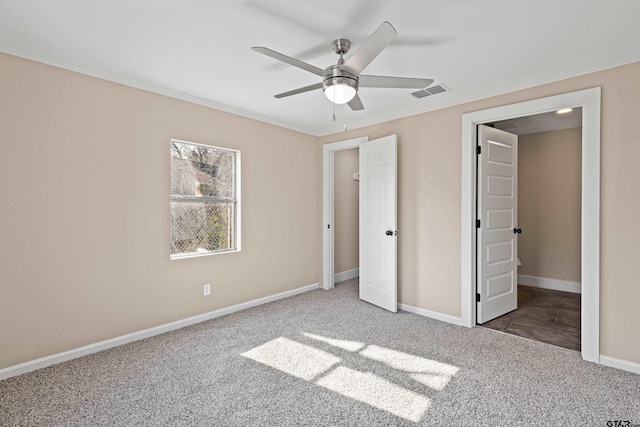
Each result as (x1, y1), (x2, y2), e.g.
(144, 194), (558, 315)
(480, 285), (581, 351)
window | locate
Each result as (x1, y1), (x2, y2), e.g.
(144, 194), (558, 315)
(170, 140), (240, 258)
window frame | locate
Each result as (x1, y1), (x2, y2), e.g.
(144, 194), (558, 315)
(169, 139), (241, 259)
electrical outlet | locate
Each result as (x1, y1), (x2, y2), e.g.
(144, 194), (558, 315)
(203, 284), (211, 296)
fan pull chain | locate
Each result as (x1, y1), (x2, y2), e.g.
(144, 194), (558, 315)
(343, 104), (348, 131)
(332, 100), (336, 122)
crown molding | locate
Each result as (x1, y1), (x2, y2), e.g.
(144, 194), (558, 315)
(2, 40), (639, 138)
(0, 41), (315, 136)
(313, 51), (640, 136)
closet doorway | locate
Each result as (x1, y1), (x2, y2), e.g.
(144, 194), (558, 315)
(460, 87), (601, 363)
(479, 111), (583, 351)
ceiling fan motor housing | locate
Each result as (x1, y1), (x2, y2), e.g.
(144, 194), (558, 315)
(322, 65), (358, 94)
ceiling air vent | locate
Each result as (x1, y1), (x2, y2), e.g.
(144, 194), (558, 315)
(411, 84), (449, 99)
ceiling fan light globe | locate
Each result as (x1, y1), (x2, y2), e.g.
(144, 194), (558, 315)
(324, 83), (357, 104)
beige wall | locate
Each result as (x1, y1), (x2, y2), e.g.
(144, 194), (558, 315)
(319, 61), (640, 364)
(0, 53), (319, 368)
(334, 148), (359, 275)
(518, 128), (582, 283)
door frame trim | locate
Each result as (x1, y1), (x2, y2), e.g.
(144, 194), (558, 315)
(322, 136), (368, 290)
(461, 87), (601, 363)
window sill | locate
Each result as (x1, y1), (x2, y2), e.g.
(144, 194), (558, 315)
(170, 249), (240, 260)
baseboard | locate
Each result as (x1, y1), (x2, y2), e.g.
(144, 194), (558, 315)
(518, 274), (581, 294)
(334, 268), (359, 283)
(600, 355), (640, 375)
(398, 303), (466, 327)
(0, 282), (320, 381)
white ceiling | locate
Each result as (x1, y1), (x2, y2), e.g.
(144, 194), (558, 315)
(493, 108), (582, 135)
(1, 1), (639, 136)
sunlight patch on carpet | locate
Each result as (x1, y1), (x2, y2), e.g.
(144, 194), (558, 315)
(242, 333), (461, 422)
(360, 345), (460, 391)
(302, 332), (365, 352)
(316, 366), (431, 422)
(241, 337), (340, 381)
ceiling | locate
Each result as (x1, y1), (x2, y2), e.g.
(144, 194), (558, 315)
(493, 108), (582, 135)
(1, 1), (639, 136)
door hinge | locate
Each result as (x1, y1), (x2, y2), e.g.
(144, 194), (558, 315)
(476, 219), (481, 228)
(476, 293), (481, 302)
(476, 145), (482, 155)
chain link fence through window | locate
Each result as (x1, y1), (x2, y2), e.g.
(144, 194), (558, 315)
(170, 141), (237, 257)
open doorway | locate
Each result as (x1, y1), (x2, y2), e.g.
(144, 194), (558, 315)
(461, 87), (601, 363)
(479, 109), (583, 351)
(322, 137), (367, 290)
(333, 147), (360, 283)
(322, 135), (399, 313)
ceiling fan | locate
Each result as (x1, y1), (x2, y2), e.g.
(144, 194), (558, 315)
(252, 22), (434, 111)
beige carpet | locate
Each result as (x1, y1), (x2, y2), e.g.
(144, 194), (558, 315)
(1, 278), (639, 426)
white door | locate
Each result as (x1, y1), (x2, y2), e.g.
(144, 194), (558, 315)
(359, 135), (398, 312)
(477, 125), (519, 324)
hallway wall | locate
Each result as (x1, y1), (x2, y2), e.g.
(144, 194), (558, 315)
(518, 127), (582, 284)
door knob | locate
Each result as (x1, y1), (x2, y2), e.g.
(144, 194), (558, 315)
(514, 228), (522, 234)
(385, 230), (394, 236)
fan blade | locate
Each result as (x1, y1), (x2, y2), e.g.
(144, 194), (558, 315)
(274, 83), (323, 99)
(252, 47), (325, 77)
(341, 22), (397, 75)
(359, 75), (434, 89)
(348, 94), (364, 111)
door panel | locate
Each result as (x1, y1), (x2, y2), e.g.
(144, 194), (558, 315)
(359, 135), (397, 312)
(487, 241), (513, 265)
(487, 209), (513, 229)
(477, 125), (518, 324)
(487, 176), (513, 196)
(487, 271), (514, 298)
